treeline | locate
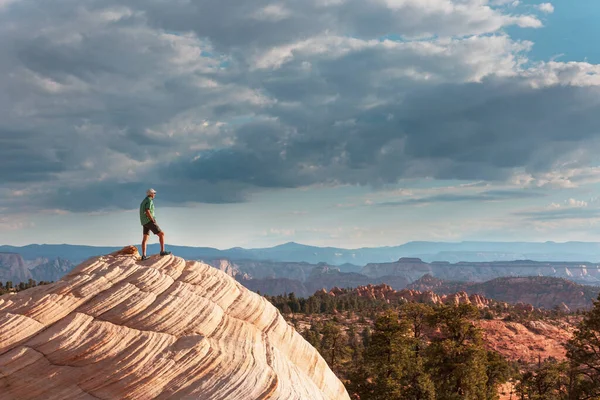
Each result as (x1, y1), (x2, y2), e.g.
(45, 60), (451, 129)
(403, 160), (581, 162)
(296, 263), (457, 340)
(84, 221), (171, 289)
(0, 279), (51, 295)
(265, 292), (600, 400)
(265, 289), (578, 323)
(264, 290), (392, 315)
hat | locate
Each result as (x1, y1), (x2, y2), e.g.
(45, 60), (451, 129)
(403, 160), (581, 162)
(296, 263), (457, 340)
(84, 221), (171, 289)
(147, 188), (157, 195)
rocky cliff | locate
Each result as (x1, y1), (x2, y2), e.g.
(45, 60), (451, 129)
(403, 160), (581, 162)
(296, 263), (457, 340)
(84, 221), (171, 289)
(0, 253), (32, 283)
(0, 247), (349, 400)
(361, 257), (432, 280)
(28, 257), (76, 282)
(1, 253), (75, 284)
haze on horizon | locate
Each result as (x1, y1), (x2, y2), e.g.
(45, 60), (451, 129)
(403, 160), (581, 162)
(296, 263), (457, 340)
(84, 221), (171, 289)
(2, 0), (600, 249)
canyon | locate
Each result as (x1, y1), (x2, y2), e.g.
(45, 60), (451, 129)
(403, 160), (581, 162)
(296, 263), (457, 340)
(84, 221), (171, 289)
(3, 251), (599, 310)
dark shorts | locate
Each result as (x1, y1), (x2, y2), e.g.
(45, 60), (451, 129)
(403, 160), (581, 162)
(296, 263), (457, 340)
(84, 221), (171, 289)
(143, 221), (162, 235)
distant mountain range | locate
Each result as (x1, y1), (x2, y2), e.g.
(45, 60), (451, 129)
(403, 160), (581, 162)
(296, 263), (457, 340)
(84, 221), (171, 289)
(3, 244), (599, 310)
(4, 240), (600, 266)
(3, 242), (600, 298)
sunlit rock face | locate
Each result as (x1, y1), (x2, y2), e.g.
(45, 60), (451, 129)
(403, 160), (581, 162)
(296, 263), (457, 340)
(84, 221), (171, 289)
(0, 247), (350, 400)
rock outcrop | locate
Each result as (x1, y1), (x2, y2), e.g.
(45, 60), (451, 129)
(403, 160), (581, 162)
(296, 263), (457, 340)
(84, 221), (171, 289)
(326, 284), (494, 309)
(0, 247), (349, 400)
(0, 253), (32, 283)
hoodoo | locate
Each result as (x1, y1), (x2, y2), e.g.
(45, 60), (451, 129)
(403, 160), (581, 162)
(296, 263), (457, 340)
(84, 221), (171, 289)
(0, 247), (350, 400)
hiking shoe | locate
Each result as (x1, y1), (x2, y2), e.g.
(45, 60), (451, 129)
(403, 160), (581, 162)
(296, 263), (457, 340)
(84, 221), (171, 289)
(160, 251), (172, 256)
(141, 255), (149, 261)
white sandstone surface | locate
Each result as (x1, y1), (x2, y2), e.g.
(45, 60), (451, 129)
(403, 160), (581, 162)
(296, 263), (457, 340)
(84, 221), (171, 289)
(0, 248), (350, 400)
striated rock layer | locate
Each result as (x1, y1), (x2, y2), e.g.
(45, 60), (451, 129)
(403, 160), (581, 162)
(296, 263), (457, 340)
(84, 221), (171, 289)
(0, 247), (350, 400)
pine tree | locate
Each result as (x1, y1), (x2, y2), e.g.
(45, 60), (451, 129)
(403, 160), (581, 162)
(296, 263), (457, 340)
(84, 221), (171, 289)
(566, 293), (600, 399)
(360, 311), (411, 400)
(320, 321), (349, 371)
(485, 350), (515, 400)
(514, 359), (568, 400)
(425, 304), (489, 400)
(399, 303), (436, 400)
(347, 324), (364, 363)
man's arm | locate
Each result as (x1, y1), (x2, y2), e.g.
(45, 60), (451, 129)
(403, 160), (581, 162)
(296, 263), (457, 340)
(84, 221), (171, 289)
(145, 209), (155, 223)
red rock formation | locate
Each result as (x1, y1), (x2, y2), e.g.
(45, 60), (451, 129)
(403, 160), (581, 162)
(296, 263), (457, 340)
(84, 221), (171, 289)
(323, 284), (495, 309)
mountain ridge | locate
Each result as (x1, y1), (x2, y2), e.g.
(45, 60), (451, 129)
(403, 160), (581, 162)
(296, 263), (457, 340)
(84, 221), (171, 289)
(4, 240), (600, 266)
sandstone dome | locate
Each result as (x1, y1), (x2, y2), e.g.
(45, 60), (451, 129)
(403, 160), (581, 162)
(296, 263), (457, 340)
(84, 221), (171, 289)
(0, 247), (350, 400)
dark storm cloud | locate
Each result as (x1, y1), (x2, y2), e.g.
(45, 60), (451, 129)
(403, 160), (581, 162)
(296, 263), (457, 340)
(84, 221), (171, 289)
(15, 181), (250, 214)
(0, 0), (598, 213)
(0, 129), (65, 182)
(161, 81), (600, 189)
(376, 189), (547, 206)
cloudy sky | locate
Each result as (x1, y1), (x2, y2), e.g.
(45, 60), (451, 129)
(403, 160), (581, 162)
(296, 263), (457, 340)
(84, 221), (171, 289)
(2, 0), (600, 248)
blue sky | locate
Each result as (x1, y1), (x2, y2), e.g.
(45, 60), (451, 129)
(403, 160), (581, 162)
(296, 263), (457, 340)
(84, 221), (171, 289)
(2, 0), (600, 248)
(507, 0), (600, 63)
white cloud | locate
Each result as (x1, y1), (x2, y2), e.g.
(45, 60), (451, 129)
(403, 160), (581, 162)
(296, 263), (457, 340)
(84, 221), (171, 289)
(523, 61), (600, 87)
(537, 3), (554, 14)
(490, 0), (519, 6)
(514, 166), (600, 189)
(566, 198), (588, 208)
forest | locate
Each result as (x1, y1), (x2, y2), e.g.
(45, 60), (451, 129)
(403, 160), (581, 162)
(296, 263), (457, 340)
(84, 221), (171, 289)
(266, 290), (600, 400)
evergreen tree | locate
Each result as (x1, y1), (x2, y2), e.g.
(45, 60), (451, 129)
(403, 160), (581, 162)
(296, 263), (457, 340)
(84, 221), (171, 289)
(347, 324), (364, 363)
(515, 359), (568, 400)
(288, 292), (300, 313)
(320, 321), (349, 371)
(399, 303), (434, 353)
(566, 293), (600, 399)
(360, 311), (411, 400)
(485, 350), (515, 400)
(362, 326), (372, 348)
(425, 304), (489, 400)
(399, 303), (436, 400)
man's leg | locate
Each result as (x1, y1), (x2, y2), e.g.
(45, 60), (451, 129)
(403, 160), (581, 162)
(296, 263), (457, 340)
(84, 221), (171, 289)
(158, 231), (165, 253)
(142, 234), (149, 256)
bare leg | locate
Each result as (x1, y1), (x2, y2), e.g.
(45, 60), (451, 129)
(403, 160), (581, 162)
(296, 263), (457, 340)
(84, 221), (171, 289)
(142, 234), (149, 256)
(158, 231), (165, 253)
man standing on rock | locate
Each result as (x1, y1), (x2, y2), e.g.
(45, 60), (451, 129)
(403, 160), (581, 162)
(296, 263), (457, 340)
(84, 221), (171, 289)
(140, 188), (171, 260)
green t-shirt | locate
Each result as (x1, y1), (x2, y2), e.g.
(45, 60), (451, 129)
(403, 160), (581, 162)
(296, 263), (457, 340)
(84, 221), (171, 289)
(140, 196), (155, 225)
